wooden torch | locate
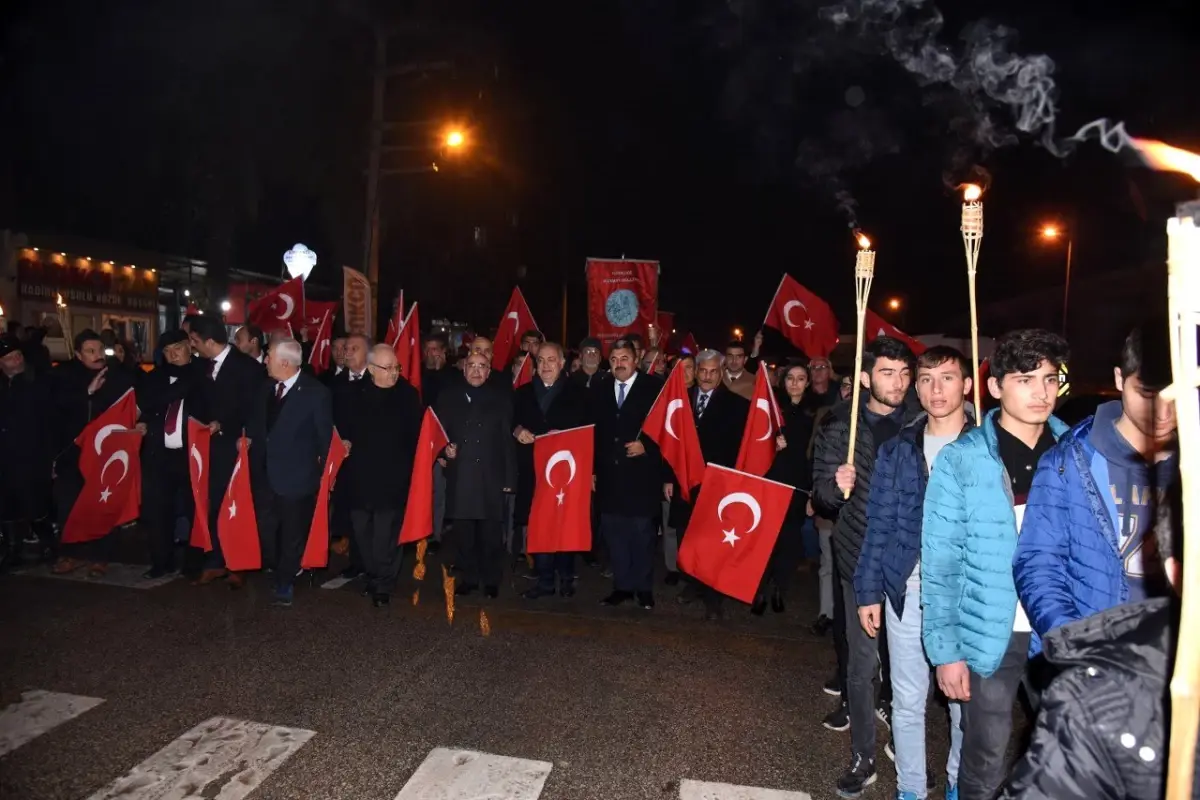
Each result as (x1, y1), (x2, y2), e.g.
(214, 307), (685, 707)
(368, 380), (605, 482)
(844, 233), (875, 499)
(961, 184), (984, 424)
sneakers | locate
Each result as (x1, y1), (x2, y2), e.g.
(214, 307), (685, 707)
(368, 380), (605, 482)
(835, 753), (877, 798)
(823, 675), (842, 696)
(884, 739), (895, 762)
(822, 701), (850, 732)
(945, 785), (958, 800)
(876, 698), (892, 729)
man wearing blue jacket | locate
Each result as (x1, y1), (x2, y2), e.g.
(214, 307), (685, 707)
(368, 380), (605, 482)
(921, 329), (1070, 800)
(1014, 321), (1177, 656)
(855, 345), (974, 800)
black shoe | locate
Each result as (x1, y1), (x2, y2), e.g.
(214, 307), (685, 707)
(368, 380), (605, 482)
(372, 592), (390, 608)
(664, 570), (680, 586)
(339, 566), (363, 580)
(427, 540), (441, 555)
(600, 590), (632, 606)
(484, 585), (499, 599)
(823, 675), (842, 697)
(822, 701), (850, 732)
(834, 753), (877, 798)
(810, 614), (833, 636)
(523, 587), (553, 600)
(750, 595), (767, 616)
(455, 583), (477, 596)
(876, 699), (892, 730)
(770, 588), (785, 613)
(560, 583), (576, 598)
(636, 591), (655, 610)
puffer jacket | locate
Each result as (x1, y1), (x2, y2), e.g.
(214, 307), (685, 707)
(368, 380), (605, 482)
(1000, 597), (1197, 799)
(853, 412), (973, 616)
(921, 409), (1069, 677)
(813, 397), (915, 582)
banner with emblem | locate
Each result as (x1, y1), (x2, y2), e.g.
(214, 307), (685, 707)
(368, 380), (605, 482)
(585, 258), (658, 353)
(341, 266), (373, 337)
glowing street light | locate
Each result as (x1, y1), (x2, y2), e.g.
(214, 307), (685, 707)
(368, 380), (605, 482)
(732, 327), (744, 340)
(445, 129), (465, 149)
(887, 297), (902, 311)
(1040, 224), (1061, 240)
(1038, 222), (1074, 336)
(220, 300), (232, 313)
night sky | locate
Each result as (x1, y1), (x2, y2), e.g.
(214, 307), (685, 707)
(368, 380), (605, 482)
(3, 0), (1198, 346)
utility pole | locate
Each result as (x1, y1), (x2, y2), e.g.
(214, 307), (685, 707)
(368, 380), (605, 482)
(361, 28), (387, 329)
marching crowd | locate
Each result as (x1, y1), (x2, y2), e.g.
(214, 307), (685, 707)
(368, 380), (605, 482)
(0, 310), (1188, 800)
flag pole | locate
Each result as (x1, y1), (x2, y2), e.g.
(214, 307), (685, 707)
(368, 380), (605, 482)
(762, 274), (787, 329)
(844, 235), (875, 500)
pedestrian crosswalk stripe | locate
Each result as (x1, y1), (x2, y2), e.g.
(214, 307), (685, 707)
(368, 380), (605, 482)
(320, 575), (357, 590)
(84, 716), (315, 800)
(393, 747), (553, 800)
(679, 779), (813, 800)
(14, 563), (179, 590)
(0, 690), (105, 758)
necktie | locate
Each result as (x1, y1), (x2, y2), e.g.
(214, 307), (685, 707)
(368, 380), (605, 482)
(164, 399), (182, 435)
(696, 392), (709, 418)
(275, 382), (285, 400)
(617, 382), (627, 408)
(206, 359), (216, 379)
(350, 372), (359, 382)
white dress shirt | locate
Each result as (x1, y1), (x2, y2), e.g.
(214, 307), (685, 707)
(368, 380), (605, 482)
(164, 375), (185, 450)
(210, 344), (232, 379)
(613, 371), (638, 404)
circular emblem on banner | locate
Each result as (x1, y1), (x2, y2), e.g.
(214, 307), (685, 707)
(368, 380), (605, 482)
(605, 289), (640, 328)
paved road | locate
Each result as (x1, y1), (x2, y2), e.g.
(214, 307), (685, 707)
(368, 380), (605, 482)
(0, 530), (955, 800)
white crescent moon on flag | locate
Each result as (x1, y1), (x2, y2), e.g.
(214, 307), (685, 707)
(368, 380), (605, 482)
(100, 450), (130, 485)
(191, 445), (203, 478)
(278, 294), (295, 320)
(717, 492), (762, 534)
(782, 300), (807, 328)
(664, 399), (683, 440)
(507, 311), (520, 332)
(229, 457), (242, 488)
(94, 423), (125, 455)
(544, 449), (577, 488)
(754, 398), (774, 441)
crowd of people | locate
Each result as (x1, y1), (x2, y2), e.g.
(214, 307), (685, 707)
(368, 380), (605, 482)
(0, 310), (1188, 800)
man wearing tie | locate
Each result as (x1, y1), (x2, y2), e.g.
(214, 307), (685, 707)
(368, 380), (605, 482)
(248, 337), (333, 607)
(328, 334), (370, 572)
(188, 316), (264, 587)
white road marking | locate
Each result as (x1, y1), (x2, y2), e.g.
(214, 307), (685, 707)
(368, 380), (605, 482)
(85, 716), (315, 800)
(14, 563), (179, 590)
(319, 575), (356, 590)
(0, 690), (105, 758)
(394, 747), (552, 800)
(680, 779), (813, 800)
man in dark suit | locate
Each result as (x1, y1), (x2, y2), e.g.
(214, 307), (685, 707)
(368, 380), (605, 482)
(248, 337), (334, 607)
(512, 341), (591, 599)
(670, 348), (750, 619)
(189, 315), (266, 587)
(591, 338), (664, 610)
(326, 333), (370, 575)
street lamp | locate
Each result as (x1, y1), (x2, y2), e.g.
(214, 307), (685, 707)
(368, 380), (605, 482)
(220, 300), (232, 313)
(444, 128), (466, 149)
(1039, 223), (1074, 337)
(732, 327), (744, 340)
(887, 297), (901, 311)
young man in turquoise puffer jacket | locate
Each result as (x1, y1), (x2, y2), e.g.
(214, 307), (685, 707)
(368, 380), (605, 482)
(920, 329), (1070, 800)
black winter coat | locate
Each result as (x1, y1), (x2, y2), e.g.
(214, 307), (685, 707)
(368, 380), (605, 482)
(0, 368), (52, 521)
(512, 377), (591, 526)
(590, 371), (664, 518)
(436, 381), (516, 521)
(339, 381), (423, 510)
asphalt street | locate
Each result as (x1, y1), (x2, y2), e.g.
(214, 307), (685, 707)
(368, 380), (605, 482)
(0, 527), (959, 800)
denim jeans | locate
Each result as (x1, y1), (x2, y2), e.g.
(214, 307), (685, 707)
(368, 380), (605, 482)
(886, 570), (962, 798)
(840, 576), (878, 760)
(817, 518), (834, 618)
(959, 631), (1030, 800)
(534, 552), (574, 592)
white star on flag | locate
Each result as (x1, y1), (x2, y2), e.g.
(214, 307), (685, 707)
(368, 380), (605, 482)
(99, 487), (112, 503)
(804, 319), (815, 329)
(556, 489), (565, 506)
(228, 501), (237, 519)
(722, 528), (740, 546)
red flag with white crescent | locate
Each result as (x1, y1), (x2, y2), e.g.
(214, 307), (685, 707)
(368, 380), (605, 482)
(300, 300), (338, 344)
(187, 417), (213, 551)
(62, 389), (142, 544)
(492, 287), (538, 372)
(735, 368), (784, 477)
(513, 353), (533, 388)
(247, 276), (304, 329)
(864, 309), (926, 355)
(307, 309), (334, 375)
(301, 430), (350, 570)
(399, 409), (450, 544)
(394, 302), (422, 399)
(386, 290), (405, 347)
(527, 425), (594, 553)
(640, 361), (705, 500)
(677, 464), (795, 603)
(762, 274), (839, 358)
(216, 435), (261, 571)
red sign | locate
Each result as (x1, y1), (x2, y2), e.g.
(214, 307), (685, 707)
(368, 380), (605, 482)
(586, 259), (658, 352)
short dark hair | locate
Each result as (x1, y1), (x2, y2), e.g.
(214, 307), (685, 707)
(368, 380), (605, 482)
(625, 333), (645, 349)
(241, 324), (265, 348)
(917, 345), (970, 377)
(990, 329), (1069, 382)
(521, 329), (543, 342)
(610, 338), (637, 357)
(189, 315), (229, 345)
(726, 340), (747, 354)
(862, 336), (915, 374)
(1119, 317), (1171, 391)
(424, 332), (449, 349)
(74, 329), (103, 352)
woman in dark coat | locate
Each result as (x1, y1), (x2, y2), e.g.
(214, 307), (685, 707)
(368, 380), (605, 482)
(757, 361), (816, 614)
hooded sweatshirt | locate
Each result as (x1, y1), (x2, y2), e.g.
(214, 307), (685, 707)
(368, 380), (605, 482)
(1088, 401), (1176, 603)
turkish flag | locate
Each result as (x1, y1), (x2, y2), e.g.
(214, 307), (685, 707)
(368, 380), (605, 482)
(62, 389), (141, 544)
(394, 302), (422, 398)
(247, 277), (304, 329)
(735, 368), (784, 477)
(187, 417), (212, 550)
(527, 425), (594, 553)
(677, 464), (795, 603)
(641, 361), (706, 500)
(763, 274), (840, 358)
(301, 430), (350, 570)
(399, 408), (450, 544)
(307, 309), (334, 375)
(216, 436), (261, 571)
(493, 287), (538, 372)
(513, 353), (533, 388)
(385, 290), (405, 347)
(300, 300), (339, 343)
(677, 332), (699, 356)
(865, 309), (926, 355)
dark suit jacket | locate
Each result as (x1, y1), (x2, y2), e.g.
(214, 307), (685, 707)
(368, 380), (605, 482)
(328, 367), (369, 435)
(435, 381), (516, 521)
(248, 371), (334, 498)
(589, 370), (664, 518)
(512, 377), (591, 525)
(138, 361), (205, 460)
(690, 384), (750, 469)
(198, 346), (265, 504)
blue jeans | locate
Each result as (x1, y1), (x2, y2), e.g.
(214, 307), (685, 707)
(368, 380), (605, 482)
(886, 570), (962, 798)
(534, 552), (574, 592)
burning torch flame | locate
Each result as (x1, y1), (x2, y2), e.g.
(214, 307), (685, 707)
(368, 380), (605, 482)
(962, 184), (983, 202)
(55, 293), (65, 307)
(1129, 138), (1200, 183)
(855, 233), (871, 250)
